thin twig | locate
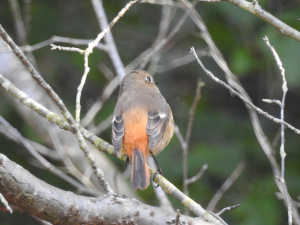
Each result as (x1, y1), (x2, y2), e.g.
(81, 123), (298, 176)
(91, 0), (129, 79)
(216, 204), (240, 216)
(175, 209), (181, 225)
(99, 63), (114, 80)
(0, 73), (123, 159)
(75, 0), (139, 124)
(185, 164), (208, 185)
(147, 4), (174, 76)
(90, 114), (114, 135)
(8, 0), (27, 45)
(263, 36), (292, 225)
(0, 115), (98, 196)
(50, 44), (84, 54)
(272, 128), (281, 148)
(183, 0), (300, 222)
(262, 99), (281, 106)
(140, 0), (181, 6)
(198, 0), (221, 2)
(0, 192), (12, 213)
(0, 74), (223, 225)
(197, 0), (300, 43)
(0, 124), (60, 160)
(208, 212), (228, 225)
(81, 76), (120, 127)
(8, 0), (39, 70)
(0, 36), (106, 53)
(183, 79), (204, 215)
(174, 124), (188, 158)
(206, 160), (246, 211)
(23, 0), (32, 37)
(156, 49), (211, 73)
(0, 25), (114, 194)
(190, 47), (300, 135)
(20, 36), (107, 52)
(125, 0), (196, 72)
(149, 168), (223, 225)
(185, 80), (204, 145)
(47, 125), (98, 190)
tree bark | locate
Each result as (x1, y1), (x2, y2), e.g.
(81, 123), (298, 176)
(0, 38), (135, 197)
(0, 153), (212, 225)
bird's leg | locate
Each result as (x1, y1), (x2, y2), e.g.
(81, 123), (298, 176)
(125, 155), (130, 166)
(150, 150), (163, 174)
(150, 150), (162, 188)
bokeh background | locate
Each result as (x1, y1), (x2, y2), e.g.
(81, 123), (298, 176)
(1, 0), (300, 224)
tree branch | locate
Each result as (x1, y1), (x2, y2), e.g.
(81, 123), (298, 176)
(263, 35), (292, 225)
(0, 24), (114, 194)
(0, 115), (97, 196)
(198, 0), (300, 43)
(0, 153), (213, 225)
(190, 47), (300, 135)
(0, 73), (224, 225)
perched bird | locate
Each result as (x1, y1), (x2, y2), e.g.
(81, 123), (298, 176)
(112, 70), (174, 190)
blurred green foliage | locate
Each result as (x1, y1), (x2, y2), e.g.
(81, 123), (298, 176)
(1, 0), (300, 224)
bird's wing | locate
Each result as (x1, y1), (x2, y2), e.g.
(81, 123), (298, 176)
(112, 114), (124, 152)
(146, 108), (170, 150)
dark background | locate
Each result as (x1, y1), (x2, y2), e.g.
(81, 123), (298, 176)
(1, 0), (300, 224)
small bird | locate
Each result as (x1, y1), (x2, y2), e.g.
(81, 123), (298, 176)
(112, 70), (174, 190)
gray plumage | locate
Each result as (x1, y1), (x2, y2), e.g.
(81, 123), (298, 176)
(112, 70), (171, 152)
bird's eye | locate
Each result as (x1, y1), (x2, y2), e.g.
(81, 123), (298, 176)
(146, 76), (152, 82)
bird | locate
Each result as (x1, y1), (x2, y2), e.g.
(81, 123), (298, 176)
(112, 70), (174, 190)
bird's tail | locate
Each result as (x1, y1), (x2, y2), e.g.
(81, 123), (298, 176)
(131, 149), (150, 190)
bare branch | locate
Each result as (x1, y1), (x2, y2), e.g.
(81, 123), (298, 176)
(156, 49), (211, 73)
(140, 0), (182, 6)
(8, 0), (27, 45)
(0, 115), (97, 196)
(148, 158), (175, 213)
(0, 36), (106, 53)
(181, 1), (300, 221)
(50, 44), (84, 54)
(182, 78), (204, 215)
(125, 1), (196, 72)
(0, 26), (114, 194)
(206, 160), (245, 211)
(0, 73), (224, 225)
(90, 114), (114, 135)
(98, 63), (114, 80)
(217, 204), (240, 216)
(0, 153), (214, 225)
(262, 99), (281, 106)
(23, 0), (32, 37)
(47, 125), (98, 190)
(175, 209), (181, 225)
(19, 36), (107, 52)
(185, 80), (205, 145)
(198, 0), (221, 2)
(200, 0), (300, 43)
(208, 212), (228, 225)
(149, 168), (223, 225)
(91, 0), (129, 79)
(0, 73), (125, 161)
(81, 76), (119, 127)
(174, 125), (187, 153)
(0, 124), (60, 160)
(147, 4), (174, 75)
(185, 164), (208, 185)
(0, 192), (12, 214)
(263, 36), (292, 225)
(190, 47), (300, 135)
(75, 0), (139, 124)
